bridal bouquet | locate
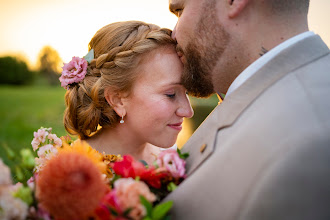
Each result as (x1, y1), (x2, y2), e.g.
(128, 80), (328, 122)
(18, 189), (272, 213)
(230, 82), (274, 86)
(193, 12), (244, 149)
(0, 127), (188, 220)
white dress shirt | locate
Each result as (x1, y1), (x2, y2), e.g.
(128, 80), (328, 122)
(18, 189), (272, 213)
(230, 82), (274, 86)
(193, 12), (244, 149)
(225, 31), (315, 97)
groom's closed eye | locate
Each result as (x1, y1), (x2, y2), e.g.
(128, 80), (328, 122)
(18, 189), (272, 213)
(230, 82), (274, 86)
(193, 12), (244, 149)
(169, 2), (184, 17)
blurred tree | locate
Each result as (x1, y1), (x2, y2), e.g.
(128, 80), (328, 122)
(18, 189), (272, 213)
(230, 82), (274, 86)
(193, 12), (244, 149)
(37, 45), (62, 85)
(0, 56), (33, 85)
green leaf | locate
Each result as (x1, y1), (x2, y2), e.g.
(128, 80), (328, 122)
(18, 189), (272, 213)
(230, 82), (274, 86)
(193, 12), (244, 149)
(167, 182), (177, 192)
(177, 148), (189, 159)
(20, 149), (35, 169)
(13, 186), (33, 205)
(152, 201), (173, 220)
(139, 159), (148, 167)
(83, 49), (94, 64)
(109, 207), (118, 216)
(15, 166), (24, 182)
(2, 143), (16, 160)
(140, 195), (153, 217)
(162, 215), (171, 220)
(123, 207), (133, 216)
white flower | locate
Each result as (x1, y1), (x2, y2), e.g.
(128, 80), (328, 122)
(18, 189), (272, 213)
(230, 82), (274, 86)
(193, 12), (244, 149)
(0, 189), (28, 220)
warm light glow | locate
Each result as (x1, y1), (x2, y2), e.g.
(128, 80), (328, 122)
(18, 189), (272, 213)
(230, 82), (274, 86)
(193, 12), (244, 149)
(0, 0), (329, 69)
(0, 0), (177, 68)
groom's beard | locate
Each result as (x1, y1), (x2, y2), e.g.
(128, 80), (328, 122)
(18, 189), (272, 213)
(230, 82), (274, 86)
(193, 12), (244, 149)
(180, 0), (229, 98)
(179, 43), (214, 98)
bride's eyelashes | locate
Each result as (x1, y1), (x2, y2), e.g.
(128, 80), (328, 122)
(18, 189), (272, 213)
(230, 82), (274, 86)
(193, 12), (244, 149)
(166, 93), (176, 99)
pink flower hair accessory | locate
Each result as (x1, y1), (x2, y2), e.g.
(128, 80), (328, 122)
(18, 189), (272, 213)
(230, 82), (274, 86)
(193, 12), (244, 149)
(59, 49), (94, 90)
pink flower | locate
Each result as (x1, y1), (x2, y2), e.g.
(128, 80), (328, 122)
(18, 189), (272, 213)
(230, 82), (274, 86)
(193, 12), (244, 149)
(0, 159), (12, 185)
(114, 178), (156, 220)
(37, 144), (58, 159)
(31, 128), (49, 151)
(27, 176), (35, 190)
(47, 134), (62, 147)
(31, 139), (40, 151)
(59, 56), (88, 89)
(156, 149), (186, 179)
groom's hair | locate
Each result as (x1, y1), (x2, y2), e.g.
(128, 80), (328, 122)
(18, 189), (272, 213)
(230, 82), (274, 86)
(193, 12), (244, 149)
(267, 0), (310, 15)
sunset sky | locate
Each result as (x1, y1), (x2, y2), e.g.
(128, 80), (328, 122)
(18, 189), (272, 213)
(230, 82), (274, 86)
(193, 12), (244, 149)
(1, 0), (329, 69)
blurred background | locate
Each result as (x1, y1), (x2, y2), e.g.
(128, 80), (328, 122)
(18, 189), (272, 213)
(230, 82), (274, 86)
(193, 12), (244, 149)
(0, 0), (329, 172)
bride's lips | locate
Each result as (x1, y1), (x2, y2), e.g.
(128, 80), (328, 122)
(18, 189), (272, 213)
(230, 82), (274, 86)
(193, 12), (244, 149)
(168, 122), (183, 131)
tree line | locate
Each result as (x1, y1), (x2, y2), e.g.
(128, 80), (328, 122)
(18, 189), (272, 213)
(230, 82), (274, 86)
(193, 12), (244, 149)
(0, 46), (62, 86)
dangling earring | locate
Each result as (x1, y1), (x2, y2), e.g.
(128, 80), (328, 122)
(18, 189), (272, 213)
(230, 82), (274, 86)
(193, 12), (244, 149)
(120, 115), (124, 124)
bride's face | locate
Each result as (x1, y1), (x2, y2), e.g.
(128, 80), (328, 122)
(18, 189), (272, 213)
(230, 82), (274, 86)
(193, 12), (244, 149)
(123, 46), (194, 148)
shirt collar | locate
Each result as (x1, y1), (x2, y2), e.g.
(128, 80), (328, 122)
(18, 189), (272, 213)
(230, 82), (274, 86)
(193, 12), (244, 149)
(225, 31), (315, 98)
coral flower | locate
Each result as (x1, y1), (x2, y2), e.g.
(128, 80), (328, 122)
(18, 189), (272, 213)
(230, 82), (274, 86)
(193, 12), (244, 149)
(36, 141), (108, 220)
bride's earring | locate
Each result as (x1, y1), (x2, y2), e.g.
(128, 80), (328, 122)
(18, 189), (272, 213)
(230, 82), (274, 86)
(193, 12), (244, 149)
(120, 115), (124, 124)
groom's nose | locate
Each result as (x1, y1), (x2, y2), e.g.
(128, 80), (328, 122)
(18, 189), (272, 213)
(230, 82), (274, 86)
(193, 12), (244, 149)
(171, 23), (177, 40)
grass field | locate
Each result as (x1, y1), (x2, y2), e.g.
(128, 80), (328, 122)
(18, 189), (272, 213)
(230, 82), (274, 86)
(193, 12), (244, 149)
(0, 85), (67, 170)
(0, 85), (218, 172)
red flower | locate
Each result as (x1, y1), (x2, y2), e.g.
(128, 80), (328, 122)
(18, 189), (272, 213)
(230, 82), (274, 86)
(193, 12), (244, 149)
(112, 155), (168, 189)
(95, 190), (122, 220)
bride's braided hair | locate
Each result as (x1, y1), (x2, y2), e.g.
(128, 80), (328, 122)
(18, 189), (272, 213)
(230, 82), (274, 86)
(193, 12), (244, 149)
(64, 21), (175, 139)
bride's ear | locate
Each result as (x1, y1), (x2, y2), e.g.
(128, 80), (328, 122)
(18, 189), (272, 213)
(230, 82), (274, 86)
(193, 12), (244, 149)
(104, 87), (126, 117)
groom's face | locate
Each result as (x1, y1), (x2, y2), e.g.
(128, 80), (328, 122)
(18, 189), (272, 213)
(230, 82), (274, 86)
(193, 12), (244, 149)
(169, 0), (230, 97)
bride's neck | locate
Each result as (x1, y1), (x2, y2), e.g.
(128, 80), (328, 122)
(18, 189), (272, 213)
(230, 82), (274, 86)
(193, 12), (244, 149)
(86, 126), (159, 163)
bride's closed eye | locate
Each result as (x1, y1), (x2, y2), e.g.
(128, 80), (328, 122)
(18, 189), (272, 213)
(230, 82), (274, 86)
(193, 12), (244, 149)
(166, 93), (176, 99)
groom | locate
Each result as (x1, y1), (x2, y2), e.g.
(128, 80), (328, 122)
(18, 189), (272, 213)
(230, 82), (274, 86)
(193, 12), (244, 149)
(165, 0), (330, 219)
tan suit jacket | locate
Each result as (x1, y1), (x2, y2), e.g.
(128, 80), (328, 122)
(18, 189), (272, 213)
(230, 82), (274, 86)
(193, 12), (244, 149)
(164, 35), (330, 219)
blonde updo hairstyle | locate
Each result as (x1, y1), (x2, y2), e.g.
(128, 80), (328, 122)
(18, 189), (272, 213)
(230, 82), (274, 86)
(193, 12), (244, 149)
(64, 21), (176, 139)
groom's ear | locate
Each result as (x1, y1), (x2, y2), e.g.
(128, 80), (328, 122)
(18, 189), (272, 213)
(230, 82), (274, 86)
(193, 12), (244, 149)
(227, 0), (250, 18)
(104, 87), (127, 117)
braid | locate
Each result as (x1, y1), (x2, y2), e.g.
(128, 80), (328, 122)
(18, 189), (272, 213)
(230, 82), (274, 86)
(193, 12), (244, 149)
(63, 21), (175, 139)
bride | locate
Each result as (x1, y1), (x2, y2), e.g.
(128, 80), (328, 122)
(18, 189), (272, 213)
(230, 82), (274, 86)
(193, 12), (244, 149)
(60, 21), (194, 164)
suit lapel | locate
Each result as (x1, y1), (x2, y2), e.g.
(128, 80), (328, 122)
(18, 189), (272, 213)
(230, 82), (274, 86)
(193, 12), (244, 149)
(183, 35), (329, 175)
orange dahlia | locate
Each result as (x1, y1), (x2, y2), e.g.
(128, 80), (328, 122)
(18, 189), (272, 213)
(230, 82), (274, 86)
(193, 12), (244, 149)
(36, 140), (108, 220)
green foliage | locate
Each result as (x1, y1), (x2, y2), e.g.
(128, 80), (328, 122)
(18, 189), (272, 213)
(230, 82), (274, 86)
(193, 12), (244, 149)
(141, 195), (173, 220)
(177, 148), (189, 160)
(167, 182), (177, 192)
(0, 56), (34, 85)
(0, 85), (67, 178)
(152, 201), (173, 220)
(13, 185), (33, 205)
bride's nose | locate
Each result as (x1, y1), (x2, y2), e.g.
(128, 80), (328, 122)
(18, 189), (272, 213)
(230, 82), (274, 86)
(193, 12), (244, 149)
(176, 96), (194, 118)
